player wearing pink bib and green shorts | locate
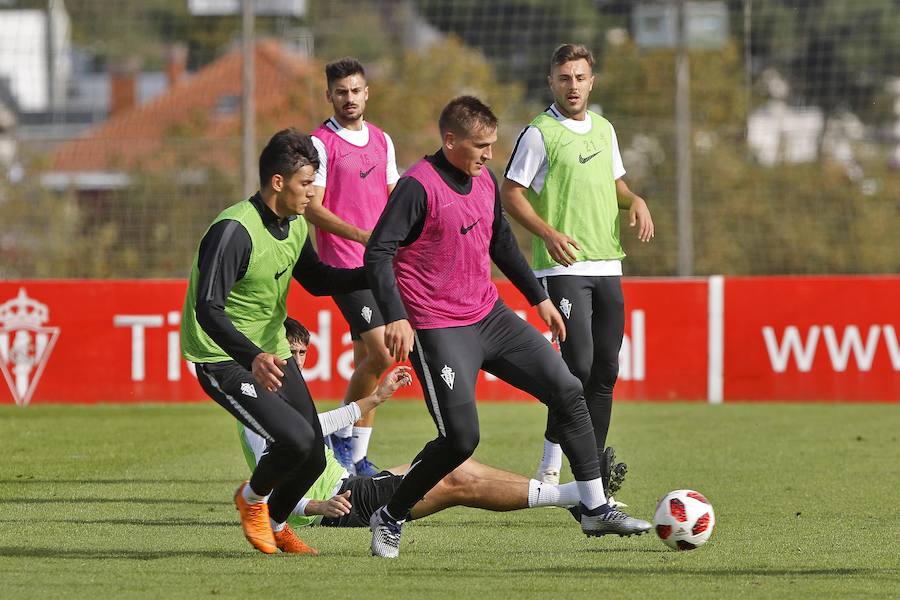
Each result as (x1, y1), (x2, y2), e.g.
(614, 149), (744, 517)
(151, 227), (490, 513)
(502, 44), (655, 503)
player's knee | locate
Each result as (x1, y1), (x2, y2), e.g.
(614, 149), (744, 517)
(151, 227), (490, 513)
(279, 430), (318, 460)
(360, 340), (393, 374)
(369, 348), (394, 374)
(442, 466), (477, 496)
(592, 357), (619, 389)
(548, 373), (584, 412)
(568, 358), (592, 385)
(550, 395), (594, 449)
(444, 430), (479, 463)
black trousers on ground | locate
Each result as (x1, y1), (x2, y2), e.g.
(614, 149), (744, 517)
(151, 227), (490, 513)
(543, 275), (625, 453)
(385, 299), (601, 518)
(195, 359), (326, 523)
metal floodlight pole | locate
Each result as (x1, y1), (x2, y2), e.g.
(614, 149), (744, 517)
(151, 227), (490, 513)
(242, 0), (256, 197)
(675, 0), (694, 276)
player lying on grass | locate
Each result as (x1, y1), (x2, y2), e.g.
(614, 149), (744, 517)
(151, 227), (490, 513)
(237, 318), (591, 529)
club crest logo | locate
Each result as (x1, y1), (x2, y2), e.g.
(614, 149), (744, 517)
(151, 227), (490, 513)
(559, 298), (572, 319)
(0, 288), (60, 407)
(361, 305), (373, 324)
(440, 365), (455, 390)
(240, 382), (258, 399)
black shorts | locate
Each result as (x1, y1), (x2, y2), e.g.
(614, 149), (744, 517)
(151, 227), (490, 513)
(320, 470), (403, 527)
(333, 289), (385, 340)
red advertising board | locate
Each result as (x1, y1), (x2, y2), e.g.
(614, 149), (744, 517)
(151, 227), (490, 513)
(724, 276), (900, 402)
(614, 279), (708, 401)
(0, 277), (896, 405)
(0, 279), (708, 405)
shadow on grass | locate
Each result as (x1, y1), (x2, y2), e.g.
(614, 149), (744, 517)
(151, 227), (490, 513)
(581, 547), (668, 553)
(0, 546), (260, 561)
(507, 565), (897, 577)
(0, 479), (235, 485)
(413, 519), (577, 529)
(0, 517), (235, 527)
(1, 497), (228, 506)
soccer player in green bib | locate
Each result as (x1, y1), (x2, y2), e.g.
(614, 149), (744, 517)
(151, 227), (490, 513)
(181, 128), (368, 556)
(502, 44), (654, 505)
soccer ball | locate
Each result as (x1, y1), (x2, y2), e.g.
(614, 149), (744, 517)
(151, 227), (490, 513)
(652, 489), (715, 551)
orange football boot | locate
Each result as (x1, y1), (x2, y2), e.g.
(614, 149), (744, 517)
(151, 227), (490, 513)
(233, 481), (276, 554)
(274, 524), (318, 555)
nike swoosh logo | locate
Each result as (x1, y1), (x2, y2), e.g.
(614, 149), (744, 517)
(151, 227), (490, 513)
(560, 139), (575, 147)
(274, 267), (288, 280)
(359, 165), (376, 178)
(371, 475), (390, 481)
(579, 150), (602, 164)
(460, 218), (481, 235)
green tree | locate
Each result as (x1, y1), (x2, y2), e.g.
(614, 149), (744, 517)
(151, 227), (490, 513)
(412, 0), (608, 95)
(365, 36), (532, 169)
(588, 33), (899, 276)
(742, 0), (900, 122)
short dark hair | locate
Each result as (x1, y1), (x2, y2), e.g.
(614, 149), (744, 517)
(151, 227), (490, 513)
(550, 43), (595, 71)
(325, 57), (366, 88)
(284, 316), (310, 346)
(258, 128), (319, 187)
(438, 96), (498, 138)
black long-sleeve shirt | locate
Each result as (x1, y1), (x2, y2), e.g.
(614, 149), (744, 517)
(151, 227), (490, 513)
(364, 149), (547, 325)
(194, 193), (367, 369)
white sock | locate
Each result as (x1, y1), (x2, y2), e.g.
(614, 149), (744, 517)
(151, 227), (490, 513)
(242, 482), (268, 504)
(538, 440), (562, 473)
(576, 478), (607, 510)
(351, 426), (373, 463)
(527, 480), (583, 507)
(270, 518), (285, 533)
(527, 479), (558, 507)
(556, 482), (582, 506)
(335, 424), (353, 439)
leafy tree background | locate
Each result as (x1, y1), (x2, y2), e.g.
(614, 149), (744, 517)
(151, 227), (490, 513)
(1, 0), (897, 277)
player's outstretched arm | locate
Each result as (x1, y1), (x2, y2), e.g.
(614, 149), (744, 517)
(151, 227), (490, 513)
(292, 238), (368, 296)
(501, 178), (580, 266)
(615, 178), (654, 243)
(357, 365), (413, 414)
(316, 366), (412, 436)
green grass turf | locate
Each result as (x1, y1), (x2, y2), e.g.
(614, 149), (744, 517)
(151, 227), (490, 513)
(0, 401), (898, 599)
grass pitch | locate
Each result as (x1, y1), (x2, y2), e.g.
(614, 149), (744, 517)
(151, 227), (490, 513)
(1, 400), (898, 599)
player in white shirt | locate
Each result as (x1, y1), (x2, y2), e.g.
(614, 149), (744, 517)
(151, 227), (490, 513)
(502, 44), (654, 503)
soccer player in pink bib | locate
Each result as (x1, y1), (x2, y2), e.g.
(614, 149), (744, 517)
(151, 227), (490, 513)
(364, 96), (651, 558)
(307, 58), (400, 477)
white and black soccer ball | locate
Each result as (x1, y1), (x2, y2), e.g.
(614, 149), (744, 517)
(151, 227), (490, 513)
(652, 489), (715, 551)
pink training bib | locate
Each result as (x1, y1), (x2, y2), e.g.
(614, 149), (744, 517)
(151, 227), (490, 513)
(312, 122), (389, 268)
(394, 159), (499, 329)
